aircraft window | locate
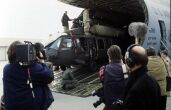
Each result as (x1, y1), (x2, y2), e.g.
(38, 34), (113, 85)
(97, 39), (104, 49)
(49, 38), (61, 50)
(61, 38), (72, 48)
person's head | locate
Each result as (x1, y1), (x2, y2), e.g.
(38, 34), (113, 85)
(146, 47), (156, 56)
(65, 11), (67, 15)
(160, 50), (168, 59)
(34, 42), (44, 52)
(7, 41), (22, 64)
(125, 44), (148, 70)
(34, 42), (45, 59)
(107, 45), (122, 63)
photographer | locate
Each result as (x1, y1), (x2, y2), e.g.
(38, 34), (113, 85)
(3, 41), (54, 110)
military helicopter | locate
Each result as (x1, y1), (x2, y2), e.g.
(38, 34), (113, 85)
(45, 0), (170, 71)
(45, 32), (134, 71)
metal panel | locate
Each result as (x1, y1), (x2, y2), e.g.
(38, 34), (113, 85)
(58, 0), (145, 17)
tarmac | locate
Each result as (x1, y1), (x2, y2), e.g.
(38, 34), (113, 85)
(48, 92), (104, 110)
(48, 92), (171, 110)
(167, 96), (171, 110)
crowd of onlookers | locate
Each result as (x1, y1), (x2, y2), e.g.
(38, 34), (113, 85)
(98, 44), (171, 110)
(95, 22), (171, 110)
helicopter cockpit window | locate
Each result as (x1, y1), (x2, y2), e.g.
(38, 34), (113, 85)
(49, 37), (62, 50)
(61, 38), (72, 48)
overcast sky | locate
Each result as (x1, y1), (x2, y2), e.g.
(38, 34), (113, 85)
(0, 0), (83, 38)
(0, 0), (170, 38)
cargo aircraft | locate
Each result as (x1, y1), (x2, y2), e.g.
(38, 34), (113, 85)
(45, 0), (170, 71)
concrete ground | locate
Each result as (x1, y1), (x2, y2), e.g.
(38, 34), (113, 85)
(167, 96), (171, 110)
(48, 93), (104, 110)
(49, 92), (171, 110)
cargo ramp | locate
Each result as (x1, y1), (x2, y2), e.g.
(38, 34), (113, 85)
(49, 67), (102, 97)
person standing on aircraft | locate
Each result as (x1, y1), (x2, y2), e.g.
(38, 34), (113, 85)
(61, 11), (73, 33)
(99, 45), (126, 110)
(146, 47), (167, 110)
(3, 41), (54, 110)
(121, 44), (161, 110)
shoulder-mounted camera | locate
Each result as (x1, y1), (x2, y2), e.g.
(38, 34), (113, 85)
(16, 41), (36, 66)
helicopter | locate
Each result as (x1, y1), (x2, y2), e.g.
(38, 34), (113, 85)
(45, 32), (134, 71)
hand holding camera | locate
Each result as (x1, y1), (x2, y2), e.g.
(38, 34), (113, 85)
(36, 51), (45, 63)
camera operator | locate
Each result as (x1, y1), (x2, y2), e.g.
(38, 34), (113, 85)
(3, 41), (54, 110)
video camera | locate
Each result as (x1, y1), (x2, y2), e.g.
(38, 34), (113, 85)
(92, 87), (104, 108)
(16, 41), (36, 66)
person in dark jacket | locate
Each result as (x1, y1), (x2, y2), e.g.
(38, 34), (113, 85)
(3, 41), (54, 110)
(122, 44), (161, 110)
(61, 68), (78, 90)
(99, 45), (125, 110)
(61, 11), (72, 33)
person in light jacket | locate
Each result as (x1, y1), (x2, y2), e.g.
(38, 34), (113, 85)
(146, 47), (167, 110)
(160, 50), (171, 77)
(61, 11), (73, 33)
